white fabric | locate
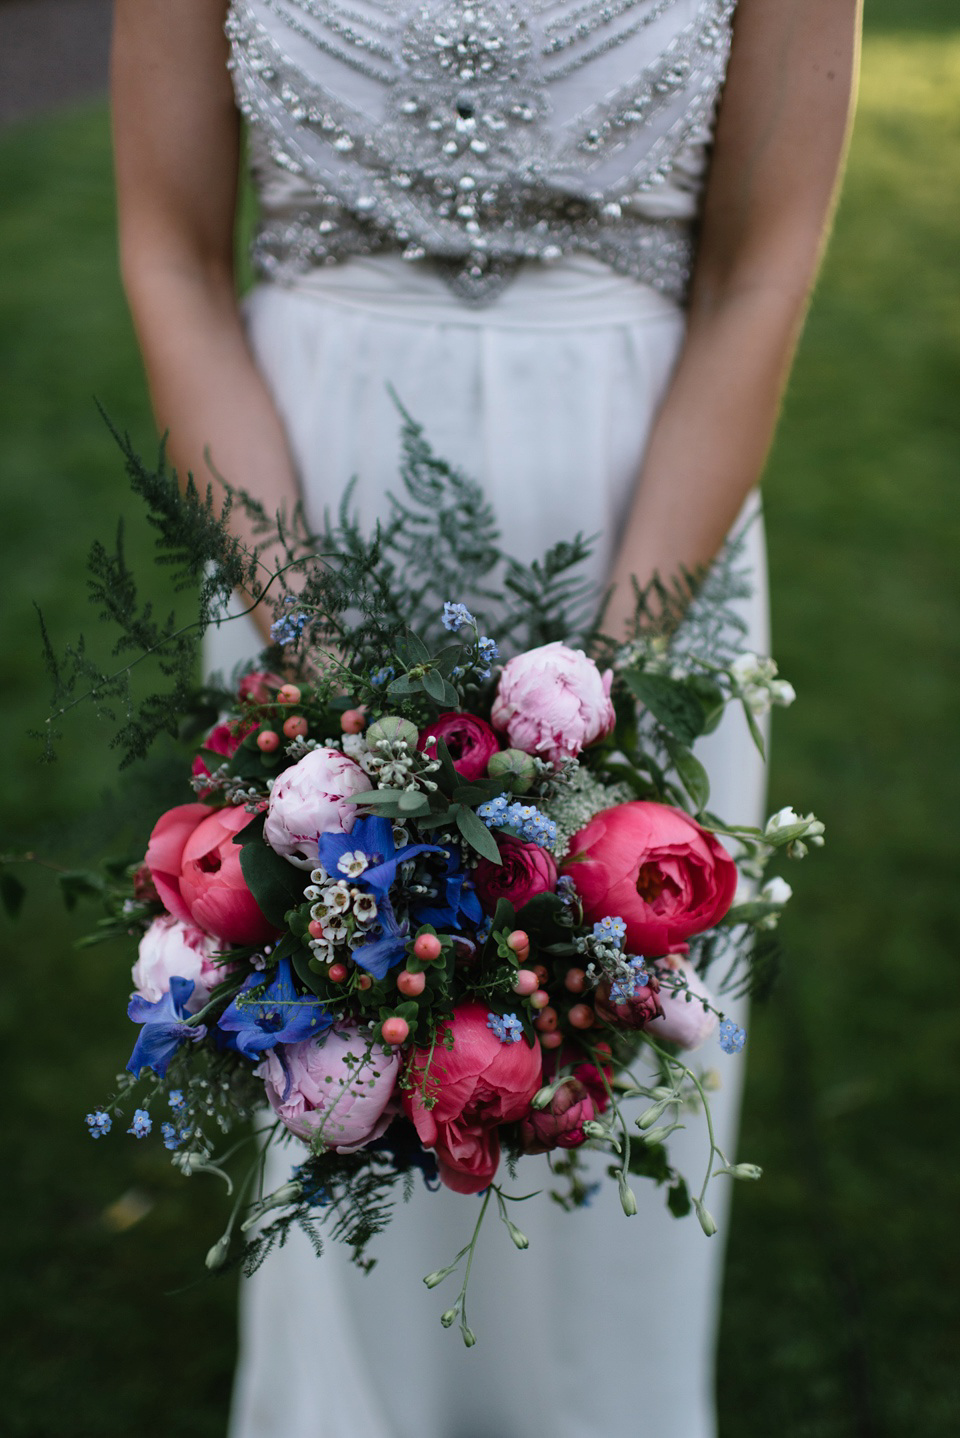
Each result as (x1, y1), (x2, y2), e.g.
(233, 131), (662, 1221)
(209, 251), (769, 1438)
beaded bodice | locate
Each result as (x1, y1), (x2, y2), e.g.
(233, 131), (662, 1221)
(226, 0), (737, 304)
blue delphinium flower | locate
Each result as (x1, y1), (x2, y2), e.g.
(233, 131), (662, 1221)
(370, 665), (395, 688)
(127, 977), (207, 1079)
(168, 1090), (187, 1114)
(128, 1109), (152, 1139)
(487, 1012), (524, 1044)
(442, 601), (474, 632)
(719, 1019), (746, 1054)
(317, 815), (444, 978)
(474, 636), (499, 680)
(270, 597), (308, 646)
(161, 1122), (184, 1151)
(85, 1110), (112, 1139)
(218, 958), (333, 1058)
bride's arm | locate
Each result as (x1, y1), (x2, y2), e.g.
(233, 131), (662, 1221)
(112, 0), (300, 640)
(604, 0), (862, 638)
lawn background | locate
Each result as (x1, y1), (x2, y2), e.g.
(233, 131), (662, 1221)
(1, 4), (958, 1435)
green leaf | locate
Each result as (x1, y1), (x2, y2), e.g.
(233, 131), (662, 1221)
(664, 738), (711, 813)
(292, 949), (328, 998)
(667, 1177), (691, 1218)
(238, 839), (307, 927)
(741, 699), (767, 760)
(724, 899), (782, 925)
(433, 644), (465, 678)
(0, 872), (26, 920)
(57, 870), (106, 911)
(422, 668), (447, 703)
(397, 629), (432, 665)
(455, 805), (502, 863)
(386, 673), (422, 697)
(440, 679), (460, 707)
(688, 677), (726, 734)
(398, 790), (430, 814)
(624, 671), (706, 746)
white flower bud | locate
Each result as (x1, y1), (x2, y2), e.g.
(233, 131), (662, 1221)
(440, 1308), (459, 1328)
(693, 1199), (717, 1237)
(205, 1235), (231, 1270)
(761, 877), (793, 905)
(618, 1175), (638, 1216)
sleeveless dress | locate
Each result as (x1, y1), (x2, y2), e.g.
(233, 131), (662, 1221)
(211, 3), (770, 1435)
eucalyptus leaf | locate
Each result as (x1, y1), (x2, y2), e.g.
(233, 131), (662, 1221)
(455, 805), (501, 863)
(422, 668), (447, 703)
(624, 671), (706, 746)
(664, 738), (711, 813)
(238, 839), (307, 927)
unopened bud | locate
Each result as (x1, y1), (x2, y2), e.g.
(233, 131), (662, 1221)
(423, 1267), (453, 1289)
(486, 748), (538, 794)
(581, 1120), (608, 1141)
(461, 1326), (477, 1348)
(618, 1175), (638, 1217)
(693, 1199), (717, 1236)
(637, 1100), (669, 1129)
(726, 1163), (763, 1181)
(205, 1235), (231, 1270)
(440, 1307), (459, 1328)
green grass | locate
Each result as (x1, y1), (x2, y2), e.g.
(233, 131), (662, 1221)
(1, 12), (958, 1437)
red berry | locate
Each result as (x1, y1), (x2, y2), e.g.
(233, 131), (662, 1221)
(283, 715), (308, 739)
(277, 684), (301, 704)
(568, 1003), (594, 1030)
(397, 969), (426, 997)
(413, 933), (443, 962)
(532, 965), (549, 986)
(507, 929), (530, 954)
(540, 1030), (564, 1050)
(327, 962), (348, 984)
(357, 973), (373, 991)
(257, 730), (280, 753)
(529, 989), (550, 1010)
(512, 969), (539, 996)
(564, 967), (587, 994)
(381, 1016), (410, 1046)
(340, 708), (366, 734)
(534, 1007), (558, 1033)
(308, 919), (326, 940)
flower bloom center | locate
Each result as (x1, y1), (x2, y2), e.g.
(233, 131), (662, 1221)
(635, 861), (666, 904)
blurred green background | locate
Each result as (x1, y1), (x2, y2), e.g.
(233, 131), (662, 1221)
(1, 3), (958, 1435)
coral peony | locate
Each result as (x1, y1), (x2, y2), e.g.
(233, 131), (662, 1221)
(403, 1001), (542, 1193)
(417, 712), (500, 781)
(490, 642), (615, 764)
(563, 801), (737, 956)
(236, 670), (284, 704)
(473, 835), (558, 913)
(519, 1078), (595, 1153)
(146, 802), (276, 946)
(257, 1026), (401, 1151)
(131, 914), (221, 1012)
(263, 746), (372, 868)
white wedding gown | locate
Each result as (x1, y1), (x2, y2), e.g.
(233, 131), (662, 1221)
(208, 2), (768, 1434)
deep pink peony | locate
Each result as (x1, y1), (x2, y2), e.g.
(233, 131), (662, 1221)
(257, 1027), (401, 1151)
(236, 670), (284, 704)
(519, 1077), (595, 1153)
(263, 746), (372, 868)
(146, 802), (277, 946)
(490, 642), (615, 764)
(417, 712), (500, 781)
(403, 1001), (543, 1194)
(645, 956), (718, 1050)
(473, 836), (558, 914)
(563, 801), (737, 957)
(594, 973), (664, 1029)
(192, 720), (251, 794)
(131, 914), (221, 1013)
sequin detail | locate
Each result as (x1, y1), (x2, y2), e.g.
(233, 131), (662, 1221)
(226, 0), (737, 304)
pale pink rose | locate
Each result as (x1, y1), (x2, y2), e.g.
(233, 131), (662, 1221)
(645, 956), (718, 1050)
(257, 1027), (401, 1152)
(263, 746), (373, 868)
(131, 914), (221, 1013)
(491, 642), (615, 764)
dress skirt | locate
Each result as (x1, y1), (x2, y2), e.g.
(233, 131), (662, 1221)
(212, 252), (769, 1438)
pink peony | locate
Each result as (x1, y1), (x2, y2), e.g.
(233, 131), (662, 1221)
(490, 642), (615, 765)
(403, 1001), (543, 1194)
(263, 746), (372, 868)
(131, 914), (221, 1013)
(645, 956), (718, 1050)
(257, 1026), (401, 1151)
(519, 1078), (595, 1153)
(473, 836), (558, 914)
(146, 802), (277, 947)
(563, 801), (737, 957)
(417, 712), (500, 781)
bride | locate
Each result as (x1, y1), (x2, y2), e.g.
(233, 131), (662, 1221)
(111, 1), (861, 1434)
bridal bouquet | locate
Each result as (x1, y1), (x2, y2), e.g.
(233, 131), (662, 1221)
(25, 409), (822, 1343)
